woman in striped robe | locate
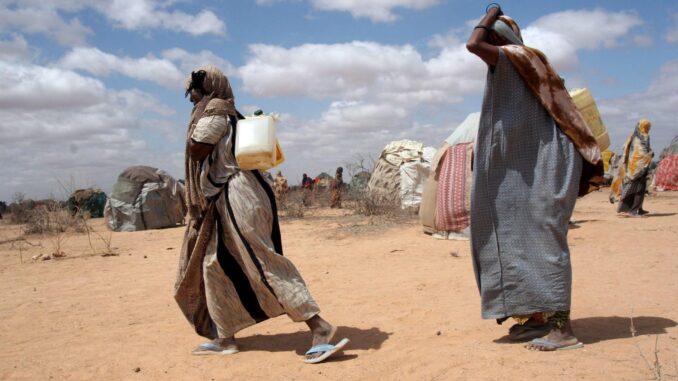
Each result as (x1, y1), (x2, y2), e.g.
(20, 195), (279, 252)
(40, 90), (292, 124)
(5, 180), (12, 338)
(174, 65), (347, 363)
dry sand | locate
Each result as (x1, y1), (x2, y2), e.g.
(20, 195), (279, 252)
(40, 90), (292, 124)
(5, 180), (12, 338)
(0, 191), (677, 381)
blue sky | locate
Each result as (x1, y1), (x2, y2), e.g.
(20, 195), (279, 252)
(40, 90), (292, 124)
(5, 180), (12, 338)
(1, 0), (677, 200)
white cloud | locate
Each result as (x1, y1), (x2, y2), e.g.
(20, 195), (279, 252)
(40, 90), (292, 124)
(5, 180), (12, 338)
(0, 61), (106, 110)
(161, 48), (236, 77)
(240, 41), (467, 105)
(275, 100), (410, 177)
(0, 4), (91, 46)
(528, 9), (643, 50)
(666, 13), (678, 44)
(0, 34), (31, 62)
(59, 47), (185, 89)
(240, 9), (643, 106)
(310, 0), (439, 22)
(100, 0), (225, 36)
(318, 101), (407, 132)
(522, 9), (643, 72)
(0, 60), (181, 200)
(598, 60), (678, 153)
(0, 1), (225, 47)
(57, 47), (237, 89)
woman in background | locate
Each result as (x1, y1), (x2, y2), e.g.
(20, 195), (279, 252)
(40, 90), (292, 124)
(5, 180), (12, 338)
(610, 119), (654, 217)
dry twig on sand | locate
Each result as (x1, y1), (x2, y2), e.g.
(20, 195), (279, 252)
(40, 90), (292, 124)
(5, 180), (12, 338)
(630, 314), (665, 380)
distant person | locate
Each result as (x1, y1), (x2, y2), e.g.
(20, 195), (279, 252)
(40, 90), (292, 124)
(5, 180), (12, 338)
(610, 119), (654, 217)
(274, 171), (289, 202)
(301, 173), (314, 206)
(466, 5), (603, 351)
(174, 65), (347, 363)
(301, 173), (313, 189)
(330, 167), (344, 208)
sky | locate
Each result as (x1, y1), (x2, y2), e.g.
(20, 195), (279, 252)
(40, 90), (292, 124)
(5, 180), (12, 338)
(1, 0), (678, 201)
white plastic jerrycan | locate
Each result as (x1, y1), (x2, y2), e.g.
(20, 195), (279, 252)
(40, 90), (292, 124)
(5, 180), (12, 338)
(235, 114), (283, 171)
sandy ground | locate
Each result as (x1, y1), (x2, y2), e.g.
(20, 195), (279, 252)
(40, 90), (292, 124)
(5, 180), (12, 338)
(0, 191), (677, 381)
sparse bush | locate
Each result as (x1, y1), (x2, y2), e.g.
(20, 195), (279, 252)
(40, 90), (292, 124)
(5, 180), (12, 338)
(280, 188), (306, 218)
(349, 189), (403, 218)
(8, 193), (33, 224)
(23, 201), (72, 235)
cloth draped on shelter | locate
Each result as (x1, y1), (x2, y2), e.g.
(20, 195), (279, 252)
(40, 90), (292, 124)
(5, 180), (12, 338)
(435, 143), (473, 232)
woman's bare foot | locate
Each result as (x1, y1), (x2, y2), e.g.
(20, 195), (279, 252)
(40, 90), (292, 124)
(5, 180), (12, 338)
(304, 315), (337, 361)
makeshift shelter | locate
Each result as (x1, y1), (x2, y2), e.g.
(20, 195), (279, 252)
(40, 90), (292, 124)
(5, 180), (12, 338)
(420, 112), (480, 240)
(314, 172), (334, 189)
(67, 188), (107, 218)
(654, 135), (678, 191)
(367, 139), (436, 210)
(104, 166), (186, 232)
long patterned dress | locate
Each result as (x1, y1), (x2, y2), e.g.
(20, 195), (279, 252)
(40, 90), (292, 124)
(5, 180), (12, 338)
(176, 97), (319, 339)
(470, 48), (583, 320)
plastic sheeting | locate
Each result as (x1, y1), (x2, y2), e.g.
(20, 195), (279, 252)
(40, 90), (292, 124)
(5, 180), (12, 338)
(381, 140), (424, 166)
(104, 166), (186, 232)
(367, 139), (436, 209)
(399, 161), (431, 209)
(445, 112), (480, 146)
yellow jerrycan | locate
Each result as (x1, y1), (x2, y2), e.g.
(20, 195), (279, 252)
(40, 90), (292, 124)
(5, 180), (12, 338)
(569, 88), (610, 151)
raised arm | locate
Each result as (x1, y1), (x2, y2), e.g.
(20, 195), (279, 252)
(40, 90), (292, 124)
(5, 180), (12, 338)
(466, 5), (503, 66)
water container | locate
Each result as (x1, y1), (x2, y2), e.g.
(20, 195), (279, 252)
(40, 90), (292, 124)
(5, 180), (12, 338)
(569, 88), (610, 151)
(235, 115), (277, 170)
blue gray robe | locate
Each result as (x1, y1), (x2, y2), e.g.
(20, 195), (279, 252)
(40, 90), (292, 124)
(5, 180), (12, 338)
(471, 48), (583, 319)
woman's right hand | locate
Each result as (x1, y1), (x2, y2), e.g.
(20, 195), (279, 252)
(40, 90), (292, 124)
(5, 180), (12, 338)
(486, 3), (503, 17)
(466, 4), (503, 65)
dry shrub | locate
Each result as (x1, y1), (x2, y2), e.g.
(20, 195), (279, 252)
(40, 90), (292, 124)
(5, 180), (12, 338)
(348, 189), (405, 219)
(280, 188), (306, 219)
(23, 201), (74, 235)
(9, 196), (89, 260)
(7, 193), (33, 224)
(312, 188), (331, 208)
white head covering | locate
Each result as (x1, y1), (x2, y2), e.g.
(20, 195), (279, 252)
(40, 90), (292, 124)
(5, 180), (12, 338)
(491, 19), (523, 45)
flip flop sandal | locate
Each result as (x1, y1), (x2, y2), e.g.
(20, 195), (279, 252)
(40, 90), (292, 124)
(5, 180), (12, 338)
(303, 338), (350, 364)
(191, 342), (239, 356)
(525, 338), (584, 351)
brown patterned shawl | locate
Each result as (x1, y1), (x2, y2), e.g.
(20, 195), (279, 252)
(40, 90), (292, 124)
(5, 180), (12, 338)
(175, 65), (237, 338)
(491, 16), (605, 196)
